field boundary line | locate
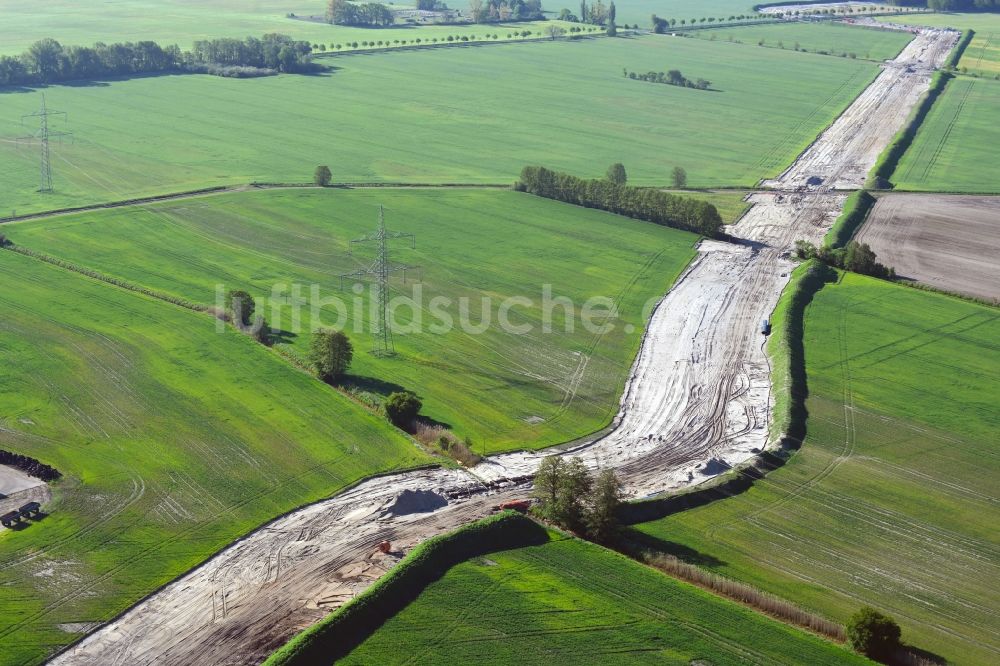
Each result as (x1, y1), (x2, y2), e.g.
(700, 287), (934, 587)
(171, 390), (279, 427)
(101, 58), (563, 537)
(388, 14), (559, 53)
(0, 182), (512, 225)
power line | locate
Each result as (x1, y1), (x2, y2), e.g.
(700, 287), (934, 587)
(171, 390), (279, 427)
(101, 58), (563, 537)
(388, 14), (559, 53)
(340, 205), (419, 357)
(20, 94), (71, 193)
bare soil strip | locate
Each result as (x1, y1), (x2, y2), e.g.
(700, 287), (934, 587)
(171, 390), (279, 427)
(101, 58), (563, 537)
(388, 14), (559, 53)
(857, 193), (1000, 301)
(49, 28), (958, 666)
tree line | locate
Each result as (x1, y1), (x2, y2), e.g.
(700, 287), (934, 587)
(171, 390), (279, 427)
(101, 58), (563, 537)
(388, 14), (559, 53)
(794, 240), (895, 280)
(469, 0), (545, 23)
(0, 34), (314, 87)
(516, 166), (723, 238)
(623, 68), (710, 90)
(326, 0), (395, 26)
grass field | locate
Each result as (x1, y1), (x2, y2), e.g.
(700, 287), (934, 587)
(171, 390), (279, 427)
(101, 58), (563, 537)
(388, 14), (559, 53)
(663, 189), (751, 223)
(7, 187), (699, 453)
(0, 0), (578, 55)
(607, 0), (763, 26)
(0, 0), (771, 49)
(690, 21), (913, 61)
(0, 35), (880, 214)
(0, 249), (428, 665)
(892, 75), (1000, 192)
(339, 532), (872, 665)
(632, 273), (1000, 665)
(877, 12), (1000, 75)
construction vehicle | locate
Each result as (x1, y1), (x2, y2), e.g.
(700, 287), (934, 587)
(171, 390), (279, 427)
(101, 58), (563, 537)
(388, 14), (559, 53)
(495, 499), (531, 514)
(761, 319), (772, 336)
(1, 511), (21, 528)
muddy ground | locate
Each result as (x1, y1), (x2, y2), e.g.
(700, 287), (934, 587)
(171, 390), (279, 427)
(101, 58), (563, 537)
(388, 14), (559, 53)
(49, 27), (959, 666)
(858, 194), (1000, 302)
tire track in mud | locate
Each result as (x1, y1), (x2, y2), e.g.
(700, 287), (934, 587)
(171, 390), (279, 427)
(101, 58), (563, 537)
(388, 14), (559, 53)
(48, 27), (961, 666)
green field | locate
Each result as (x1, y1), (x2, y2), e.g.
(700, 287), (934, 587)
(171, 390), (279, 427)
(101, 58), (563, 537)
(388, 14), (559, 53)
(339, 532), (871, 665)
(0, 0), (771, 48)
(0, 0), (579, 55)
(878, 12), (1000, 75)
(691, 21), (913, 61)
(0, 249), (428, 665)
(6, 187), (698, 452)
(606, 0), (761, 26)
(679, 189), (751, 223)
(0, 35), (880, 213)
(632, 273), (1000, 665)
(893, 75), (1000, 192)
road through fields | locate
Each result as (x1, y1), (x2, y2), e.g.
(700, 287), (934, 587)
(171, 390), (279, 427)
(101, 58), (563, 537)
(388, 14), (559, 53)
(49, 27), (958, 666)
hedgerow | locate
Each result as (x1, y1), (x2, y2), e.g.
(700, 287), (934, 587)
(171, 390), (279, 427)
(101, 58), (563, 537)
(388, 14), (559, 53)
(263, 512), (548, 665)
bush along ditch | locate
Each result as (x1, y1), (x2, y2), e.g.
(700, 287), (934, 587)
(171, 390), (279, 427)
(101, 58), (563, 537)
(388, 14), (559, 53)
(824, 190), (876, 249)
(945, 29), (975, 71)
(262, 512), (548, 666)
(866, 71), (951, 189)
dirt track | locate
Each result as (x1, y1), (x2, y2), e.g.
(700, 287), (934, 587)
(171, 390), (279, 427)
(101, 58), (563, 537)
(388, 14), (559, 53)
(857, 194), (1000, 301)
(49, 27), (958, 666)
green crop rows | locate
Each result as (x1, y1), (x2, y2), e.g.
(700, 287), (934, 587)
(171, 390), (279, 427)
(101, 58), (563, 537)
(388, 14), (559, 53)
(0, 249), (428, 665)
(7, 188), (698, 452)
(341, 533), (871, 665)
(0, 35), (881, 214)
(632, 273), (1000, 664)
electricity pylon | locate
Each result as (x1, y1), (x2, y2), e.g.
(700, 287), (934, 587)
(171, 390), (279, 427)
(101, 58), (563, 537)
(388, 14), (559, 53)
(20, 95), (70, 193)
(340, 205), (418, 356)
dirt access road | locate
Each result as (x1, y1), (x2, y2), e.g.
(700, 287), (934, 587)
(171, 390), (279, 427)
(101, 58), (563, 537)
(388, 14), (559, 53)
(50, 28), (958, 666)
(857, 194), (1000, 302)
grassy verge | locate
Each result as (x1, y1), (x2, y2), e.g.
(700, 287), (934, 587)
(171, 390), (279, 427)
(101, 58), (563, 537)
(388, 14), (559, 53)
(823, 189), (876, 248)
(946, 29), (976, 69)
(866, 70), (952, 188)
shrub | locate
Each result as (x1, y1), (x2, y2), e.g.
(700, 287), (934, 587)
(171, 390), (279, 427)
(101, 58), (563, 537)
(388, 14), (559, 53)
(847, 607), (901, 660)
(385, 391), (422, 428)
(309, 329), (353, 382)
(225, 289), (256, 327)
(605, 162), (627, 185)
(314, 165), (332, 187)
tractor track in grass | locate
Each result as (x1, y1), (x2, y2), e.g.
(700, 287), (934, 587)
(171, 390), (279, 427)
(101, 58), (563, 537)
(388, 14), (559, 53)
(43, 27), (960, 666)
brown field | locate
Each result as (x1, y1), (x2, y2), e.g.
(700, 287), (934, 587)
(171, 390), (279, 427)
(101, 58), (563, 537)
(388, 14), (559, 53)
(857, 193), (1000, 302)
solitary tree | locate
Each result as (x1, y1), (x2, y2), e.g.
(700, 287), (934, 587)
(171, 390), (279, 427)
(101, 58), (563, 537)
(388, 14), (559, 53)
(847, 607), (902, 661)
(314, 165), (332, 186)
(555, 457), (592, 531)
(309, 329), (353, 382)
(385, 390), (422, 428)
(225, 290), (256, 328)
(606, 162), (627, 185)
(585, 469), (622, 542)
(546, 24), (565, 40)
(671, 166), (687, 189)
(532, 456), (565, 518)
